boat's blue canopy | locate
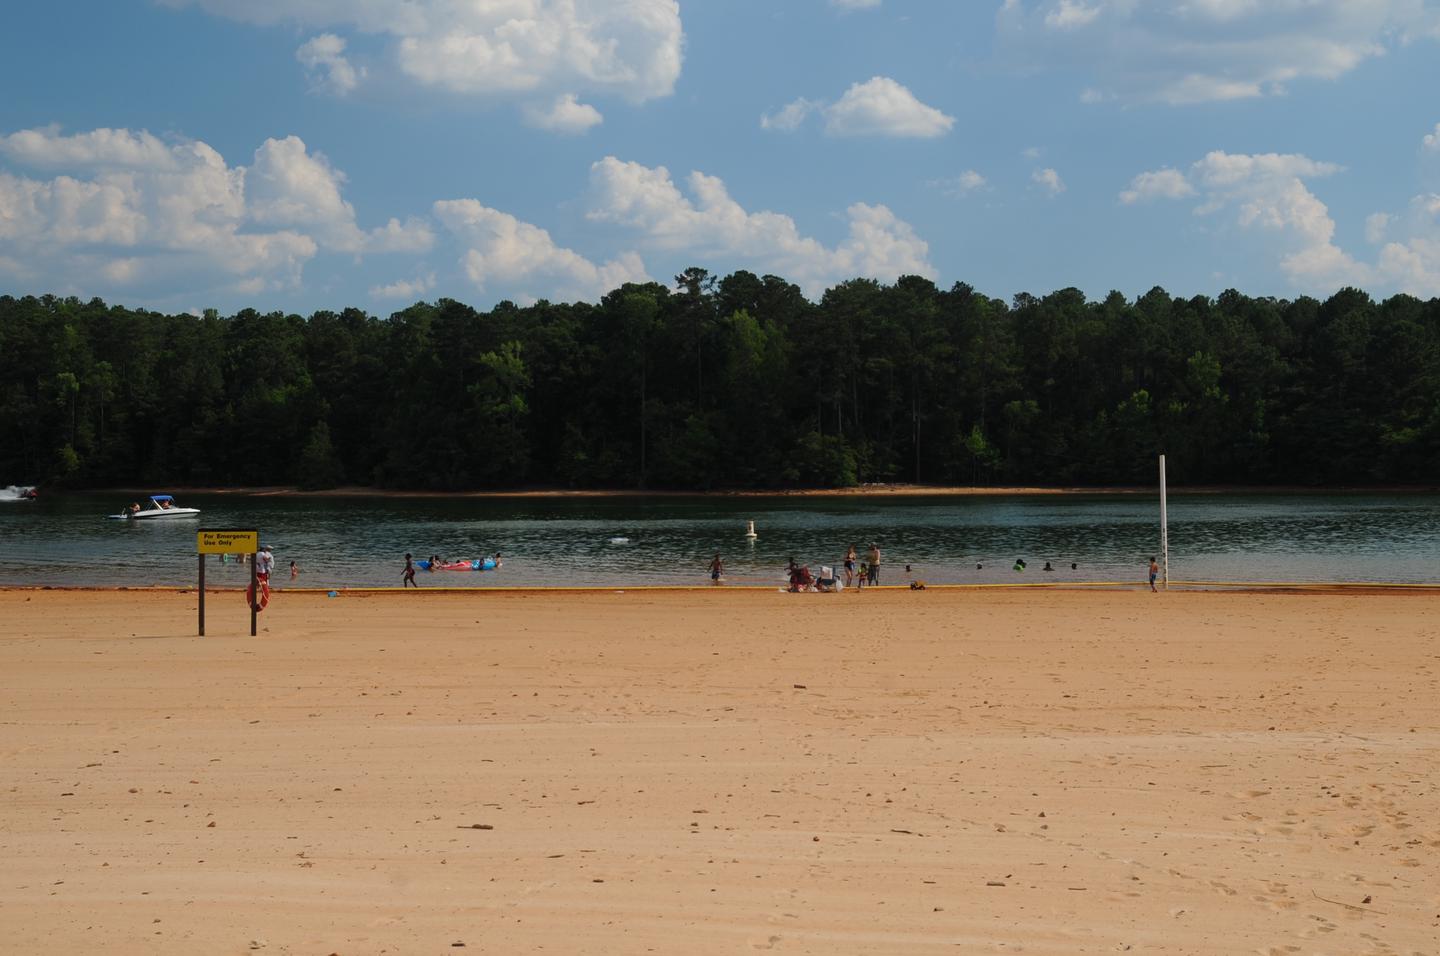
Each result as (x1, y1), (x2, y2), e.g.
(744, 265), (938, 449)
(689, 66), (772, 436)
(150, 495), (174, 501)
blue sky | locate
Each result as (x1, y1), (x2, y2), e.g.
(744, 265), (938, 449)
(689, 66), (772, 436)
(4, 0), (1440, 314)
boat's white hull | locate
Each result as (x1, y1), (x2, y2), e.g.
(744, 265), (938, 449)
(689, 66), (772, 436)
(128, 507), (201, 520)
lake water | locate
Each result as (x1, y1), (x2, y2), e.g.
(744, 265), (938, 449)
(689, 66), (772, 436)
(0, 492), (1436, 589)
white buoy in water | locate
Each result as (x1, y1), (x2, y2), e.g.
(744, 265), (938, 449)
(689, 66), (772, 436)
(745, 520), (758, 540)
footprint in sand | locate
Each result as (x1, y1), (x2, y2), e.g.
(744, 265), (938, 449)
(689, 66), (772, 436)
(751, 935), (781, 950)
(1299, 915), (1339, 938)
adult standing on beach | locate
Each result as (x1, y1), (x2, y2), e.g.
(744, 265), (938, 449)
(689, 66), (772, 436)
(1148, 556), (1159, 592)
(250, 544), (275, 611)
(844, 544), (857, 587)
(403, 553), (418, 588)
(867, 543), (881, 586)
(256, 544), (274, 584)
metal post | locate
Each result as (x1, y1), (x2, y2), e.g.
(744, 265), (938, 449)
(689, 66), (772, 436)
(198, 554), (206, 637)
(1159, 454), (1169, 590)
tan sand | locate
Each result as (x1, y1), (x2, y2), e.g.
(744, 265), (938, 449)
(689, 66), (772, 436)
(1, 588), (1437, 955)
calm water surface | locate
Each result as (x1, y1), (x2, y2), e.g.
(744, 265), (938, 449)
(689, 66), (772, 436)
(0, 492), (1436, 589)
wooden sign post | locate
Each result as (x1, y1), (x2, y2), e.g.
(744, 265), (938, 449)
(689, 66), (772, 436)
(197, 529), (259, 636)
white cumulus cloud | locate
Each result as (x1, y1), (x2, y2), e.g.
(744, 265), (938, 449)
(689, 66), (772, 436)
(1365, 212), (1391, 244)
(296, 33), (364, 95)
(0, 126), (180, 171)
(998, 0), (1440, 105)
(1373, 193), (1440, 297)
(825, 77), (954, 138)
(370, 272), (437, 300)
(1032, 167), (1065, 196)
(1423, 122), (1440, 152)
(434, 198), (648, 305)
(243, 135), (433, 254)
(929, 170), (987, 198)
(159, 0), (684, 106)
(0, 126), (429, 302)
(1121, 150), (1371, 291)
(1120, 168), (1195, 204)
(763, 78), (953, 139)
(522, 93), (604, 134)
(586, 156), (934, 296)
(1044, 0), (1100, 30)
(760, 98), (819, 132)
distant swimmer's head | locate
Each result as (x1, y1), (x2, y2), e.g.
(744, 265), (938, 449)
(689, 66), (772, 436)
(1071, 563), (1077, 570)
(976, 563), (983, 570)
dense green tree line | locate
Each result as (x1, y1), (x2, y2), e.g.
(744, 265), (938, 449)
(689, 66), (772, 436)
(2, 272), (1438, 490)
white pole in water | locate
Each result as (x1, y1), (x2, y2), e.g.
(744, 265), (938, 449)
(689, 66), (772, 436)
(745, 520), (758, 541)
(1159, 454), (1170, 590)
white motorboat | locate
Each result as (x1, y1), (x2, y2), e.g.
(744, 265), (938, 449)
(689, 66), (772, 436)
(109, 494), (201, 520)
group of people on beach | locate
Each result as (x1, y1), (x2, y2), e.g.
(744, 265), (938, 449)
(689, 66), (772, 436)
(709, 543), (883, 591)
(705, 545), (1163, 591)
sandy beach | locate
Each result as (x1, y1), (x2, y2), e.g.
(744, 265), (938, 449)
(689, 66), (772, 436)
(2, 588), (1437, 954)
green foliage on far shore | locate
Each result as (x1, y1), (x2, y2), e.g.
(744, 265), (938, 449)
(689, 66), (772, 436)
(2, 275), (1438, 490)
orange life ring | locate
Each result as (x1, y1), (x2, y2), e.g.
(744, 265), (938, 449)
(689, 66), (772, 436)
(245, 578), (270, 611)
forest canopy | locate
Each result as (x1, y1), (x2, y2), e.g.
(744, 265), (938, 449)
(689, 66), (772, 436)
(1, 271), (1437, 491)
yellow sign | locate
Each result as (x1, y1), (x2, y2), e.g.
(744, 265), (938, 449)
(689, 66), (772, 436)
(197, 529), (259, 554)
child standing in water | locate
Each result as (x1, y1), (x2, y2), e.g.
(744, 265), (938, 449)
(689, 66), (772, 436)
(403, 553), (418, 588)
(709, 553), (724, 584)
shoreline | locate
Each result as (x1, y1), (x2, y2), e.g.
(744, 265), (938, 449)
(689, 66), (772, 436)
(4, 582), (1438, 595)
(58, 481), (1440, 499)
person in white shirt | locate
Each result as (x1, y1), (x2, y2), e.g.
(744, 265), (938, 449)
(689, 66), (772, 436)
(255, 545), (275, 581)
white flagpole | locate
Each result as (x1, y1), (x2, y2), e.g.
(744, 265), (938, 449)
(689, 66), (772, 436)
(1159, 454), (1169, 590)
